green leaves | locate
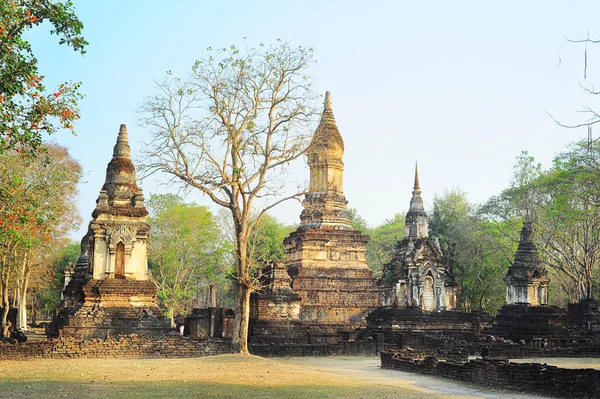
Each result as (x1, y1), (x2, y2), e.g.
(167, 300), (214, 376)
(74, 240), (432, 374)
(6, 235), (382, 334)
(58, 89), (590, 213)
(0, 0), (87, 155)
(147, 194), (232, 314)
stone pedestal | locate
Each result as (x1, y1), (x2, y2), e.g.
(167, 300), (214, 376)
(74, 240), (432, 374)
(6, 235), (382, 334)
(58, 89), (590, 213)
(285, 228), (378, 332)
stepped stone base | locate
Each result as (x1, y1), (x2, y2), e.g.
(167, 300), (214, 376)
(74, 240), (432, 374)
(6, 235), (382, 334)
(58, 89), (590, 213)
(285, 228), (379, 332)
(50, 278), (171, 339)
(367, 307), (491, 333)
(487, 304), (569, 342)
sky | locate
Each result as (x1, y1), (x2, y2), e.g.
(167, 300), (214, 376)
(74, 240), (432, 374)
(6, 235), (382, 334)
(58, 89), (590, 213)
(25, 0), (600, 239)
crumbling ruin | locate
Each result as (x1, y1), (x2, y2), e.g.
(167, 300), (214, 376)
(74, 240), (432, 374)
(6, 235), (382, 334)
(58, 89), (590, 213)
(49, 125), (170, 339)
(488, 222), (568, 342)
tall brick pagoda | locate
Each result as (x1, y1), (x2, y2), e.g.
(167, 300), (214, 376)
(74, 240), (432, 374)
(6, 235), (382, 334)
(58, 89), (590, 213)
(50, 124), (170, 339)
(282, 92), (379, 333)
(379, 164), (459, 311)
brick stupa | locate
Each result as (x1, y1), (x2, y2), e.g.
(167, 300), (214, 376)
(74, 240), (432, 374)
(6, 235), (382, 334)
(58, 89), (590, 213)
(50, 125), (170, 339)
(487, 222), (568, 341)
(281, 92), (379, 333)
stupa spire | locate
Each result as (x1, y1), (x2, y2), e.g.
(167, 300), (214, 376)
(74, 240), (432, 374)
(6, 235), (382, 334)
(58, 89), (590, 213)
(324, 91), (333, 111)
(93, 124), (147, 216)
(300, 91), (351, 229)
(406, 162), (428, 238)
(414, 162), (420, 191)
(112, 124), (131, 159)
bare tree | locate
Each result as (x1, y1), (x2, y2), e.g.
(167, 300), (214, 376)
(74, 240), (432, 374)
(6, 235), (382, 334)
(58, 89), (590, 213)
(137, 41), (317, 354)
(551, 33), (600, 129)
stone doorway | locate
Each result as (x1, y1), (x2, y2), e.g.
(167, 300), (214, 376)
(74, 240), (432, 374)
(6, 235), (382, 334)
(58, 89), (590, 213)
(421, 274), (435, 311)
(115, 242), (125, 279)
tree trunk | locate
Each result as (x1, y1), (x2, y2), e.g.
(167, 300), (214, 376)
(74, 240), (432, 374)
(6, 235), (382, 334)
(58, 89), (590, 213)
(169, 307), (174, 327)
(232, 223), (252, 355)
(1, 278), (9, 338)
(17, 254), (29, 330)
(233, 283), (252, 355)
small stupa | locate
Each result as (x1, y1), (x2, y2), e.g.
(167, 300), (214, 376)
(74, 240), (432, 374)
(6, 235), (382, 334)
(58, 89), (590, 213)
(487, 222), (568, 341)
(379, 164), (459, 311)
(504, 222), (549, 306)
(50, 124), (170, 339)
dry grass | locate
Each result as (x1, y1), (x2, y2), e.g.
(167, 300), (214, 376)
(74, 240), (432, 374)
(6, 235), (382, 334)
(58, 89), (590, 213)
(0, 355), (440, 399)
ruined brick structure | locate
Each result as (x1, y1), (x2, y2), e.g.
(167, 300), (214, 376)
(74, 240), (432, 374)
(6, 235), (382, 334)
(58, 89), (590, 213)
(489, 222), (568, 341)
(252, 92), (379, 337)
(50, 125), (170, 339)
(379, 165), (459, 311)
(504, 222), (549, 306)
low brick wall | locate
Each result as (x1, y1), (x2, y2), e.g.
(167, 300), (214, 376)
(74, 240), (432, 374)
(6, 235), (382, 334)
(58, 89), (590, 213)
(250, 341), (378, 357)
(483, 342), (600, 359)
(381, 351), (600, 399)
(0, 335), (233, 361)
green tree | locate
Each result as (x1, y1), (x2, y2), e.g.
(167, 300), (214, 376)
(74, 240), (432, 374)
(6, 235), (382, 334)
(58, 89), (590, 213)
(431, 189), (508, 314)
(481, 146), (600, 307)
(535, 141), (600, 302)
(147, 194), (230, 325)
(138, 41), (317, 354)
(247, 214), (293, 267)
(0, 0), (87, 155)
(29, 240), (79, 322)
(366, 214), (405, 275)
(348, 207), (369, 233)
(0, 144), (82, 332)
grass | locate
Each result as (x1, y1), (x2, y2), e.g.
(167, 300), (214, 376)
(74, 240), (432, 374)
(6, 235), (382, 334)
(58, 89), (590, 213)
(0, 355), (440, 399)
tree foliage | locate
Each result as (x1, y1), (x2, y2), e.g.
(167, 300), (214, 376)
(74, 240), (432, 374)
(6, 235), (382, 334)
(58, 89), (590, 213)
(430, 189), (508, 314)
(247, 213), (293, 267)
(480, 146), (600, 307)
(0, 144), (82, 333)
(147, 194), (230, 324)
(366, 214), (405, 276)
(0, 0), (87, 155)
(28, 240), (79, 321)
(137, 40), (317, 353)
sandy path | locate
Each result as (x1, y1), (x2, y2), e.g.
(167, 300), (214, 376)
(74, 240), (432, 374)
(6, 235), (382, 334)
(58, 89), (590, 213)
(283, 356), (551, 399)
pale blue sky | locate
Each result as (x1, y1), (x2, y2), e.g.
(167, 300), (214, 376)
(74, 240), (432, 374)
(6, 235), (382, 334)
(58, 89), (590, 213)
(26, 1), (600, 238)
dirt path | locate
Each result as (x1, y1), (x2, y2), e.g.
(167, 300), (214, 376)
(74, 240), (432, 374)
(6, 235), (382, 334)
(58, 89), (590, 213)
(283, 356), (551, 399)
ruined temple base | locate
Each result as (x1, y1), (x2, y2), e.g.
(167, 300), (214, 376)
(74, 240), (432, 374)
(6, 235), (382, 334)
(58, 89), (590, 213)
(367, 307), (491, 334)
(285, 227), (379, 334)
(364, 307), (493, 350)
(184, 308), (234, 339)
(568, 299), (600, 335)
(487, 304), (569, 343)
(50, 278), (171, 339)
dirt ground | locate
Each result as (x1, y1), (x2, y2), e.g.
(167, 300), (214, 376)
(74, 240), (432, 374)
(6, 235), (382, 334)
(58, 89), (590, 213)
(285, 356), (550, 399)
(0, 355), (554, 399)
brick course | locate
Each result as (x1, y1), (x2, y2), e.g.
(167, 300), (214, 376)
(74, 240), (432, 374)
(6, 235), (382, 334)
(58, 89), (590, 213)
(0, 335), (232, 361)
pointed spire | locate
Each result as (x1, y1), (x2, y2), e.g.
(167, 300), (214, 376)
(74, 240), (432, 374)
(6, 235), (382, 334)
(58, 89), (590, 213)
(308, 91), (344, 160)
(406, 162), (428, 238)
(324, 91), (333, 111)
(413, 162), (420, 191)
(112, 124), (131, 159)
(319, 91), (337, 125)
